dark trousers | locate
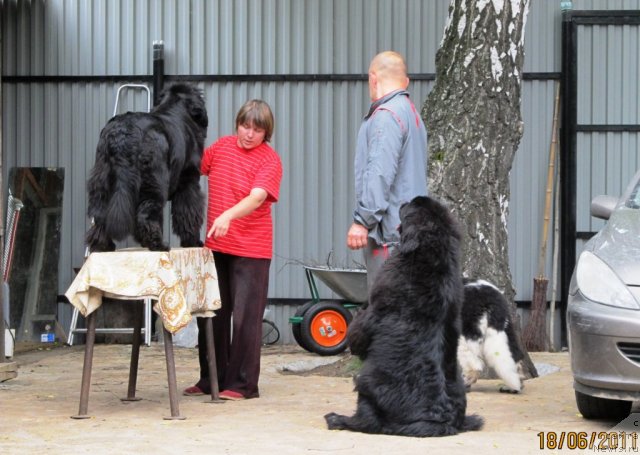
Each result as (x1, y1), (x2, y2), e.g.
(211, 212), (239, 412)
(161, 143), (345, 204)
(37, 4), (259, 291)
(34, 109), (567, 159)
(363, 239), (396, 293)
(197, 251), (271, 398)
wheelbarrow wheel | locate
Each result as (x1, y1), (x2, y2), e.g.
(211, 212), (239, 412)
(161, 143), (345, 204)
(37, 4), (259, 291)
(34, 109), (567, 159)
(291, 301), (316, 352)
(300, 301), (353, 356)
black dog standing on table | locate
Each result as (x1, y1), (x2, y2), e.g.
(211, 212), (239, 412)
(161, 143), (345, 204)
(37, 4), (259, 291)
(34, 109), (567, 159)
(325, 195), (484, 437)
(85, 83), (208, 252)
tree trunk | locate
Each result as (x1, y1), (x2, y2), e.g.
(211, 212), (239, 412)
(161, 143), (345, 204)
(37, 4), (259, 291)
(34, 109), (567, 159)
(422, 0), (537, 377)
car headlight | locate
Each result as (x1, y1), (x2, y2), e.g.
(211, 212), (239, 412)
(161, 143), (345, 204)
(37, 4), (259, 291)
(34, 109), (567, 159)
(576, 251), (640, 309)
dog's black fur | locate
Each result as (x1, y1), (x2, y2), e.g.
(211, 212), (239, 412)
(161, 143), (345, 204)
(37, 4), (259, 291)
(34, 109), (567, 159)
(458, 278), (526, 393)
(86, 83), (208, 252)
(325, 196), (484, 437)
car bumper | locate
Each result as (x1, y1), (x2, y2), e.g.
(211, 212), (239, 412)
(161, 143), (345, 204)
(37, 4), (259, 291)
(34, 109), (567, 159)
(567, 293), (640, 400)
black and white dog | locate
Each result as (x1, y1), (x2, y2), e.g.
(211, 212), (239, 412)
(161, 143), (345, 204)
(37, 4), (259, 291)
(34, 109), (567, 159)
(324, 196), (483, 437)
(458, 278), (526, 393)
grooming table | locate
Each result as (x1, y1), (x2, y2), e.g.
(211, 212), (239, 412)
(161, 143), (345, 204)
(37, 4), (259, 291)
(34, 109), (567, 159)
(65, 247), (221, 419)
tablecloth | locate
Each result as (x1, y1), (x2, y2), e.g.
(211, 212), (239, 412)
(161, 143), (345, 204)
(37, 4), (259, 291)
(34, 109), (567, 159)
(65, 247), (221, 334)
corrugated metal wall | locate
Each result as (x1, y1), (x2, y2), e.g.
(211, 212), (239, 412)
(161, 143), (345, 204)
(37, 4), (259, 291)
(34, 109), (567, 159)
(575, 17), (640, 230)
(3, 0), (640, 343)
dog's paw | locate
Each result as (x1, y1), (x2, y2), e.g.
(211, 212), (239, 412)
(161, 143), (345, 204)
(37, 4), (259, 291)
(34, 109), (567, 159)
(461, 370), (479, 388)
(499, 385), (520, 394)
(87, 240), (116, 253)
(324, 412), (346, 430)
(148, 242), (170, 252)
(180, 239), (203, 248)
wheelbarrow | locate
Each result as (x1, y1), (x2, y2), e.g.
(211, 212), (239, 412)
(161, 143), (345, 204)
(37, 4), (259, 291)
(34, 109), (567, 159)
(289, 265), (367, 356)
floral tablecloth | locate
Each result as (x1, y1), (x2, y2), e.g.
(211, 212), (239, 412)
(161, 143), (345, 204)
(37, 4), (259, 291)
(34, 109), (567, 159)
(65, 247), (221, 334)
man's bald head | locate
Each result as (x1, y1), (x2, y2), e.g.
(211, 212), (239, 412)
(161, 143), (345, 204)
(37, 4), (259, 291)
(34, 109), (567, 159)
(368, 51), (410, 100)
(369, 51), (408, 81)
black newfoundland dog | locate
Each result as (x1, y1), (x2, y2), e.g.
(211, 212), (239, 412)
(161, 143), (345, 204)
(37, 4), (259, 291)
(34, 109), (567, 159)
(85, 83), (208, 252)
(325, 196), (484, 437)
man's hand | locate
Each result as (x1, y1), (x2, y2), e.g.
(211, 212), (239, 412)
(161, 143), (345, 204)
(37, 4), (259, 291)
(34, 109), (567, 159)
(347, 223), (369, 250)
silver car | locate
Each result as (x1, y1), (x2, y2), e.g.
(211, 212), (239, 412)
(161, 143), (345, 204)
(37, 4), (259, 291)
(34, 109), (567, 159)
(567, 169), (640, 420)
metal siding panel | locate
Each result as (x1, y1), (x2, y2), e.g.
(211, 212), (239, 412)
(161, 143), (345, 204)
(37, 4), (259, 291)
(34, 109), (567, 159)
(160, 0), (175, 74)
(177, 1), (191, 74)
(6, 0), (640, 306)
(149, 0), (163, 56)
(91, 0), (107, 75)
(135, 1), (150, 74)
(191, 1), (205, 74)
(218, 0), (233, 74)
(77, 1), (91, 75)
(606, 26), (623, 124)
(509, 80), (558, 300)
(574, 15), (640, 244)
(524, 0), (562, 73)
(623, 24), (639, 123)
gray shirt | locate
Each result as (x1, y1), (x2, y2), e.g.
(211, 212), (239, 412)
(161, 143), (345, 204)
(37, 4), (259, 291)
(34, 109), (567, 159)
(353, 89), (428, 245)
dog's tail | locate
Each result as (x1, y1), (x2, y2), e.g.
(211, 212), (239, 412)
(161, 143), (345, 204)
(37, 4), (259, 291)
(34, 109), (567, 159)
(104, 177), (137, 241)
(462, 414), (484, 432)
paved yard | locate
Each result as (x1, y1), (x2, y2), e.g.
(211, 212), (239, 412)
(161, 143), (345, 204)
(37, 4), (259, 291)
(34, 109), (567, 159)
(0, 343), (633, 454)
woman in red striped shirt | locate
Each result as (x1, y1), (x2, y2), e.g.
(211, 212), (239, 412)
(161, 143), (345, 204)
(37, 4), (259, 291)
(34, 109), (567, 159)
(184, 100), (283, 400)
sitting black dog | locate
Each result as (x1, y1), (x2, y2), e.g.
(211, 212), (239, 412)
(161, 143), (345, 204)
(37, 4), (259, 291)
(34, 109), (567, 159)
(325, 196), (484, 436)
(85, 83), (208, 252)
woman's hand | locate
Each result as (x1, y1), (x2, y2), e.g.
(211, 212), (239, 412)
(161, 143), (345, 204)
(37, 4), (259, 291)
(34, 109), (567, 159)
(206, 188), (268, 240)
(208, 211), (232, 239)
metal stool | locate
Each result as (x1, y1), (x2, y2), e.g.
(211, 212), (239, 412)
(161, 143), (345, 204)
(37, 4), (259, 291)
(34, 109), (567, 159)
(67, 297), (153, 346)
(68, 83), (154, 347)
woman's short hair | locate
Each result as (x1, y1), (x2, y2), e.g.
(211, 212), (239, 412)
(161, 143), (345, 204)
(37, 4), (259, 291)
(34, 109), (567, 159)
(235, 99), (274, 142)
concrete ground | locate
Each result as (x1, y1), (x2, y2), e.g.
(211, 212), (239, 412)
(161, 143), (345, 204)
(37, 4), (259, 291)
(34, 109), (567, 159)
(0, 343), (634, 454)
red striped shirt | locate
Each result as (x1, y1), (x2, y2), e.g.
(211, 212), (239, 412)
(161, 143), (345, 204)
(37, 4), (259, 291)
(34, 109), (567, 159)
(201, 135), (282, 259)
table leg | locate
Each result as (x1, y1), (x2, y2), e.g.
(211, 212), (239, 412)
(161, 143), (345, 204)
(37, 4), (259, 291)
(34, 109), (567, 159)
(122, 300), (143, 402)
(162, 326), (185, 420)
(205, 317), (223, 403)
(71, 311), (96, 419)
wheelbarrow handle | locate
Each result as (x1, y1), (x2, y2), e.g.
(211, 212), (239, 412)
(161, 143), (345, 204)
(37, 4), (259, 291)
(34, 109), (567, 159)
(305, 268), (320, 304)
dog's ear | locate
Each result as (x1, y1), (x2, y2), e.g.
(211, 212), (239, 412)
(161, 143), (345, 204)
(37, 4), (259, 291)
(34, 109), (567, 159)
(189, 104), (209, 129)
(397, 225), (421, 254)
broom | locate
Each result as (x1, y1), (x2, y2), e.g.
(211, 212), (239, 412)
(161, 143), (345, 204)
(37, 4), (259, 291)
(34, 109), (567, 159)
(523, 82), (560, 352)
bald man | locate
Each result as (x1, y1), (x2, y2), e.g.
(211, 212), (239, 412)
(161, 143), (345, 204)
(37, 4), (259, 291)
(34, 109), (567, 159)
(347, 51), (428, 292)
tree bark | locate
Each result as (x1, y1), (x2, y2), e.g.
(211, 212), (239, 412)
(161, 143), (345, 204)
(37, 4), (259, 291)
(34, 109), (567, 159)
(422, 0), (537, 377)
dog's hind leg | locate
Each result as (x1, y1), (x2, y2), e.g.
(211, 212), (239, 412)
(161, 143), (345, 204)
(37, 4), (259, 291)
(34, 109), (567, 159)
(324, 412), (350, 431)
(384, 420), (460, 437)
(324, 396), (384, 434)
(135, 198), (169, 251)
(85, 222), (116, 252)
(457, 336), (485, 389)
(170, 171), (204, 247)
(483, 327), (522, 393)
(462, 414), (485, 432)
(86, 153), (118, 252)
(324, 412), (383, 434)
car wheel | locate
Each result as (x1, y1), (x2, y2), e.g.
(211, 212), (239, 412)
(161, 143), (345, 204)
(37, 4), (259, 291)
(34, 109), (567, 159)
(300, 301), (353, 356)
(575, 390), (632, 420)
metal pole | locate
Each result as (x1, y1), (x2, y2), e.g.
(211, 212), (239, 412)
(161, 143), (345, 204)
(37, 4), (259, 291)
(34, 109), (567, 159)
(0, 8), (5, 363)
(162, 326), (185, 420)
(152, 41), (165, 107)
(560, 8), (577, 348)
